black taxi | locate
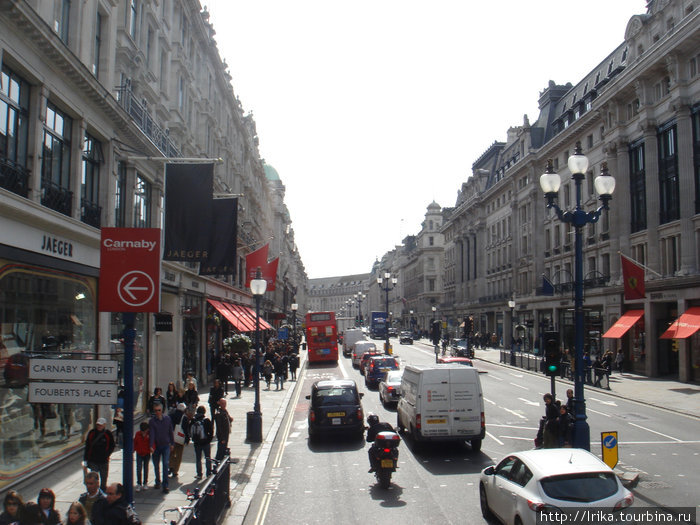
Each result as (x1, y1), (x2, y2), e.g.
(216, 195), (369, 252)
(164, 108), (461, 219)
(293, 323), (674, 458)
(306, 379), (364, 440)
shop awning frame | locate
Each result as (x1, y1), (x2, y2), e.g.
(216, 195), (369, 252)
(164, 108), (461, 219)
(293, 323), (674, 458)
(660, 307), (700, 339)
(207, 299), (249, 332)
(602, 310), (644, 339)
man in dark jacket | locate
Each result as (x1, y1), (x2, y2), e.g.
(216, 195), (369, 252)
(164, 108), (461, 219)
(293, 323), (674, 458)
(83, 417), (116, 491)
(366, 413), (394, 473)
(188, 405), (214, 479)
(214, 398), (233, 461)
(78, 470), (106, 522)
(92, 483), (128, 525)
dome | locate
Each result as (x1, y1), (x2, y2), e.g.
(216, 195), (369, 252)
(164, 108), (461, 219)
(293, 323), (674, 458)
(264, 164), (281, 181)
(427, 200), (441, 211)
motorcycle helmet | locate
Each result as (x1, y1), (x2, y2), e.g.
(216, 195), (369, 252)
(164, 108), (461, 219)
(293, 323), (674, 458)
(367, 413), (379, 426)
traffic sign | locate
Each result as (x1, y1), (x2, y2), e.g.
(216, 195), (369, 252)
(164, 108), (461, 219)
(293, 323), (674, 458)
(28, 382), (117, 404)
(29, 359), (118, 381)
(601, 431), (619, 469)
(99, 228), (161, 312)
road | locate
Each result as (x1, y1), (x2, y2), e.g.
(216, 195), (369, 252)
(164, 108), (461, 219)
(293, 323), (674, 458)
(242, 340), (700, 524)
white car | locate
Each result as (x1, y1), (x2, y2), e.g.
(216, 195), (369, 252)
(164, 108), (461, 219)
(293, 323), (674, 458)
(351, 340), (378, 368)
(480, 449), (634, 525)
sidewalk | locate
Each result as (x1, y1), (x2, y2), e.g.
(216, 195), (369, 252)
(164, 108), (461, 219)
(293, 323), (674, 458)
(471, 345), (700, 419)
(10, 353), (306, 525)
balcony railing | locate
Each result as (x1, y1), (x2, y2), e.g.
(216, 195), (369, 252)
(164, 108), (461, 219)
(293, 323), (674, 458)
(41, 179), (72, 216)
(115, 83), (181, 158)
(0, 158), (30, 197)
(81, 198), (102, 228)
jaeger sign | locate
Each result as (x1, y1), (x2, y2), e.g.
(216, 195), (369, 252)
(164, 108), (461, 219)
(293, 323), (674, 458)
(99, 228), (161, 313)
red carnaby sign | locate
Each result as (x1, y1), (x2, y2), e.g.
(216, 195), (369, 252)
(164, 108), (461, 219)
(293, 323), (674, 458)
(99, 228), (161, 312)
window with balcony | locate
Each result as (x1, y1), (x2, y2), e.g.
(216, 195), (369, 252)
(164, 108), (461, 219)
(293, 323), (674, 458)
(133, 174), (151, 227)
(41, 103), (73, 216)
(658, 122), (679, 223)
(92, 12), (102, 77)
(115, 162), (127, 227)
(629, 139), (646, 232)
(0, 65), (30, 196)
(81, 133), (102, 228)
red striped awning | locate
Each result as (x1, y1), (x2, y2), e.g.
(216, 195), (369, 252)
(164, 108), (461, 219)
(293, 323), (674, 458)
(207, 299), (248, 332)
(240, 304), (274, 330)
(602, 310), (644, 339)
(660, 307), (700, 339)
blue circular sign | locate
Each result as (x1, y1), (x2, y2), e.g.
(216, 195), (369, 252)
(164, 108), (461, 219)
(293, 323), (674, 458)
(603, 434), (617, 449)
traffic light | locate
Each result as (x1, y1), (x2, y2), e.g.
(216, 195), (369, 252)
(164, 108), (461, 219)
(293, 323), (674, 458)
(463, 317), (469, 339)
(544, 331), (561, 376)
(468, 316), (474, 334)
(431, 320), (441, 346)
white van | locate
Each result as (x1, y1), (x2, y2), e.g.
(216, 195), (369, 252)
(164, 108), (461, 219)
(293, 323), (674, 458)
(396, 364), (485, 451)
(343, 328), (366, 358)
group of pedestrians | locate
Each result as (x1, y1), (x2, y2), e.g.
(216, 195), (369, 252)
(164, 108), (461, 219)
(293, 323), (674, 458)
(535, 389), (576, 449)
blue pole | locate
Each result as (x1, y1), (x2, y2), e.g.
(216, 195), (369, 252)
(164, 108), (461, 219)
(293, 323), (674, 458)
(122, 312), (136, 504)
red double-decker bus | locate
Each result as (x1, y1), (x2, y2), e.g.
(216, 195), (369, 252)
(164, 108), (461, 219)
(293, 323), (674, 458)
(305, 311), (338, 363)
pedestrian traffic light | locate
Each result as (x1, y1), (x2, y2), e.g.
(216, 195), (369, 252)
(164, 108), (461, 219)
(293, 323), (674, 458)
(544, 331), (561, 376)
(431, 320), (441, 346)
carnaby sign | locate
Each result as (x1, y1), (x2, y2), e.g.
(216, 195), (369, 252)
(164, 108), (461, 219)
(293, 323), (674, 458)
(99, 228), (161, 312)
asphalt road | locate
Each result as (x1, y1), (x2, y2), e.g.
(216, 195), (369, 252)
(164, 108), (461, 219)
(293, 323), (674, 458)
(242, 341), (700, 524)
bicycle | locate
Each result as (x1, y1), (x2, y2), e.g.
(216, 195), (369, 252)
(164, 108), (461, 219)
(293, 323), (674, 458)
(162, 488), (200, 524)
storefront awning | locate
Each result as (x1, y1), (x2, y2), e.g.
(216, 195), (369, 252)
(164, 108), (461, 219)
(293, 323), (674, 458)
(239, 304), (274, 330)
(207, 299), (249, 332)
(602, 310), (644, 339)
(221, 303), (257, 332)
(226, 303), (273, 331)
(660, 307), (700, 339)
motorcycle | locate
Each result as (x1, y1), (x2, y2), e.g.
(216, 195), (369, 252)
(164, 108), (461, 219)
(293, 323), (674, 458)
(371, 430), (401, 488)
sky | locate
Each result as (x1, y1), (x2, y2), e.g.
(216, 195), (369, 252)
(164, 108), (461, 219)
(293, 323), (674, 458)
(205, 0), (647, 279)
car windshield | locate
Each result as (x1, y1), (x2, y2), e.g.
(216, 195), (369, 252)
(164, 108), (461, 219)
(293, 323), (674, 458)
(313, 387), (358, 406)
(455, 340), (467, 348)
(373, 359), (397, 369)
(385, 371), (402, 382)
(539, 472), (619, 502)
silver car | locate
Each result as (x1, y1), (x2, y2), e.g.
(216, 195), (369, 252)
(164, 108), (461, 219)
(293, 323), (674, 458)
(378, 370), (403, 406)
(480, 449), (634, 525)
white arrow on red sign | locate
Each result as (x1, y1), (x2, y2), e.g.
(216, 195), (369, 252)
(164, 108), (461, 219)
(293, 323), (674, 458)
(117, 271), (155, 307)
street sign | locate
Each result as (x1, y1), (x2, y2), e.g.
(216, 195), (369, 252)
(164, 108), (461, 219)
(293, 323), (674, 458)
(29, 359), (118, 381)
(601, 431), (619, 469)
(278, 327), (289, 340)
(99, 228), (161, 312)
(28, 382), (117, 404)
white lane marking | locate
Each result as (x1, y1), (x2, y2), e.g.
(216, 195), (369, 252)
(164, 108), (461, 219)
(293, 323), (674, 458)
(488, 374), (504, 381)
(499, 435), (532, 441)
(510, 372), (524, 378)
(627, 422), (682, 442)
(518, 398), (539, 406)
(500, 406), (527, 419)
(484, 398), (497, 405)
(586, 408), (611, 418)
(337, 357), (350, 379)
(488, 424), (539, 430)
(509, 382), (529, 391)
(589, 397), (618, 406)
(486, 431), (504, 445)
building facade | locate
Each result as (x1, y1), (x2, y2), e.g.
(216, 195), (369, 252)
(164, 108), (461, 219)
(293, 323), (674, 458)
(0, 0), (305, 489)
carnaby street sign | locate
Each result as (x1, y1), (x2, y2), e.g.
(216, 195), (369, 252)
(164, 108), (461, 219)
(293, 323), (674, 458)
(99, 228), (161, 312)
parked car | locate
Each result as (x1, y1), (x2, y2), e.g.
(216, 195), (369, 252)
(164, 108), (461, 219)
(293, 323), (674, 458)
(364, 355), (400, 387)
(358, 349), (384, 376)
(306, 379), (365, 440)
(398, 331), (413, 344)
(379, 370), (403, 406)
(450, 338), (472, 358)
(437, 356), (473, 366)
(352, 341), (378, 368)
(480, 449), (634, 525)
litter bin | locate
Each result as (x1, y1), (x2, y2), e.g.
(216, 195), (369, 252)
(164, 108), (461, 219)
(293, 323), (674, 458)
(246, 411), (262, 443)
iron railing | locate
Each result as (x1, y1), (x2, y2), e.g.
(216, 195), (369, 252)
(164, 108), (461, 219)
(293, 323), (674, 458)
(41, 179), (72, 216)
(0, 158), (30, 197)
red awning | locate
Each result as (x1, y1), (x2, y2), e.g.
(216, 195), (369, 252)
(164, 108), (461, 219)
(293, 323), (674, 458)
(602, 310), (644, 339)
(207, 299), (249, 332)
(241, 305), (274, 330)
(222, 303), (257, 332)
(660, 307), (700, 339)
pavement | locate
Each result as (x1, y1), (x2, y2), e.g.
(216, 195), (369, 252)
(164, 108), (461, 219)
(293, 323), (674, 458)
(7, 343), (700, 524)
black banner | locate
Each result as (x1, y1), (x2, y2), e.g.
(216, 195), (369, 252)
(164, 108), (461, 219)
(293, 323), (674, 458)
(163, 163), (213, 261)
(199, 198), (238, 276)
(154, 312), (173, 332)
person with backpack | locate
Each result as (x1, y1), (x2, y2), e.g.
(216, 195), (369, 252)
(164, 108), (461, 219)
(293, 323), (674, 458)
(168, 403), (188, 478)
(288, 353), (299, 381)
(187, 405), (213, 480)
(83, 418), (116, 492)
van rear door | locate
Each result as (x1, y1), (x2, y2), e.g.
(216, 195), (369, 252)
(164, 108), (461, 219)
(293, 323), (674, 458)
(448, 368), (481, 437)
(419, 370), (451, 437)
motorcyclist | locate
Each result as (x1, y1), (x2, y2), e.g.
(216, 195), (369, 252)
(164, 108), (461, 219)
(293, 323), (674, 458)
(366, 413), (394, 473)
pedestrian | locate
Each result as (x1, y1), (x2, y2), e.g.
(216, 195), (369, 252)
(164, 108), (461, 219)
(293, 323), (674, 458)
(168, 403), (188, 478)
(232, 359), (243, 398)
(148, 402), (174, 494)
(78, 471), (105, 524)
(274, 354), (287, 390)
(92, 484), (128, 525)
(133, 421), (150, 492)
(184, 380), (199, 413)
(36, 488), (61, 525)
(615, 349), (624, 373)
(83, 418), (115, 492)
(583, 352), (592, 384)
(146, 387), (166, 417)
(214, 398), (232, 461)
(185, 371), (198, 390)
(188, 405), (214, 480)
(288, 353), (299, 381)
(565, 388), (575, 415)
(262, 360), (273, 389)
(557, 405), (574, 447)
(216, 354), (231, 394)
(208, 379), (224, 418)
(165, 382), (178, 411)
(63, 502), (89, 525)
(542, 394), (559, 449)
(0, 490), (25, 525)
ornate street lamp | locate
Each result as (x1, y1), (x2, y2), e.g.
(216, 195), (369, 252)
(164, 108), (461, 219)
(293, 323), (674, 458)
(539, 141), (615, 451)
(356, 292), (366, 326)
(291, 303), (298, 352)
(247, 269), (267, 443)
(508, 298), (516, 365)
(377, 272), (397, 354)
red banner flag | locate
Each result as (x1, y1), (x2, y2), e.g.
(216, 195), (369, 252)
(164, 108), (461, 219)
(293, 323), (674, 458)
(621, 254), (645, 300)
(263, 257), (279, 291)
(245, 245), (269, 288)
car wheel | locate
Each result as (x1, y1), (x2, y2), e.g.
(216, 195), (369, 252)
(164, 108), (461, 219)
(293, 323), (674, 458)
(479, 484), (493, 520)
(471, 438), (482, 452)
(514, 517), (523, 525)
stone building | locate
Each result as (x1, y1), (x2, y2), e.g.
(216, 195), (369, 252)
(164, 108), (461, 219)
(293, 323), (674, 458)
(0, 0), (305, 488)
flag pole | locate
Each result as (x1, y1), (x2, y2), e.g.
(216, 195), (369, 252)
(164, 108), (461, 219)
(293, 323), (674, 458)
(618, 251), (662, 277)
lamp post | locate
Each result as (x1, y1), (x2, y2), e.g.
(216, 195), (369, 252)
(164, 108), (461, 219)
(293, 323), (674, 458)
(247, 269), (267, 443)
(539, 141), (615, 451)
(356, 292), (366, 326)
(508, 299), (516, 365)
(291, 303), (298, 352)
(377, 272), (397, 354)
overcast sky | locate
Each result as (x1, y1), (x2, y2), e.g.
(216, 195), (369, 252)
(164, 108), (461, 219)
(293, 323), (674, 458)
(205, 0), (646, 279)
